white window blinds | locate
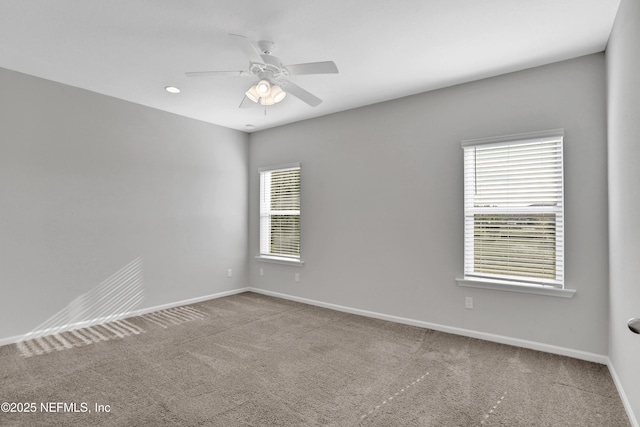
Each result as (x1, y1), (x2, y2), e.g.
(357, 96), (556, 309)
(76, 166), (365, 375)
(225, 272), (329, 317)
(259, 164), (301, 259)
(462, 130), (564, 287)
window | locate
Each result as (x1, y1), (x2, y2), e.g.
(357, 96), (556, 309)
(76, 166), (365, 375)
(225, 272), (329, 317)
(258, 163), (302, 264)
(461, 130), (564, 289)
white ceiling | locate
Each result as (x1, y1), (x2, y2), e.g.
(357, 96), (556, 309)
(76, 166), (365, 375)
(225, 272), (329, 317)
(0, 0), (621, 132)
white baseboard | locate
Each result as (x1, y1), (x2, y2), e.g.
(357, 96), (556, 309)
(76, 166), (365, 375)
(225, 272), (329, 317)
(247, 287), (608, 364)
(607, 359), (639, 427)
(0, 287), (250, 347)
(121, 287), (250, 319)
(3, 285), (607, 365)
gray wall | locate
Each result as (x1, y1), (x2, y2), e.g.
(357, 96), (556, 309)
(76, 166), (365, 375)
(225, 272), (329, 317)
(607, 0), (640, 421)
(249, 54), (609, 356)
(0, 46), (614, 366)
(0, 68), (249, 340)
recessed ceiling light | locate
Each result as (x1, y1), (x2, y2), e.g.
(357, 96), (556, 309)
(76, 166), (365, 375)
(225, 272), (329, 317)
(164, 86), (181, 94)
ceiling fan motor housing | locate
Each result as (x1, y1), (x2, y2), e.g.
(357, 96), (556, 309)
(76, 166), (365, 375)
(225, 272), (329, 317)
(249, 54), (290, 82)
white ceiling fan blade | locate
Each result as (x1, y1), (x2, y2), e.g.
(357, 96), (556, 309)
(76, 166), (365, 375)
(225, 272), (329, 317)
(185, 70), (249, 77)
(239, 95), (255, 108)
(229, 34), (265, 65)
(285, 61), (339, 75)
(284, 81), (323, 107)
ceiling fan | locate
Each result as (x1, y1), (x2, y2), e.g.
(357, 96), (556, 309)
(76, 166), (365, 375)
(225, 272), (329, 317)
(186, 34), (338, 108)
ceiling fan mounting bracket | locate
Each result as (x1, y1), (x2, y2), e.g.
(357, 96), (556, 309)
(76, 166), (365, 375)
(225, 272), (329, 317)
(257, 40), (275, 55)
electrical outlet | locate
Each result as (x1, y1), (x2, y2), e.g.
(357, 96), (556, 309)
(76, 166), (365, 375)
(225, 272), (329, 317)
(260, 268), (264, 276)
(227, 268), (232, 278)
(294, 273), (300, 282)
(465, 297), (473, 309)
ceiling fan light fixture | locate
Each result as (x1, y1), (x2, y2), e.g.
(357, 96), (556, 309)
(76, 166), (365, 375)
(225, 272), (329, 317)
(256, 79), (271, 95)
(270, 85), (287, 103)
(259, 97), (274, 106)
(245, 85), (260, 103)
(245, 82), (286, 106)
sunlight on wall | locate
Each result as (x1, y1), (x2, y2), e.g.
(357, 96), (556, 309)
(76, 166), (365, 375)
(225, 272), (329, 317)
(16, 257), (144, 357)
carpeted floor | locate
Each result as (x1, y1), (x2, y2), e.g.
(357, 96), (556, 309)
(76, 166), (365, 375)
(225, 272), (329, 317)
(0, 292), (631, 426)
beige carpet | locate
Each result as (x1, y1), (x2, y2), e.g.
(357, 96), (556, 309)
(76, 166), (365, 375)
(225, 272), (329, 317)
(0, 292), (631, 426)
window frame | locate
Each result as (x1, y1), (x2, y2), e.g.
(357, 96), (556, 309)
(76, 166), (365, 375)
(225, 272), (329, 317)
(455, 129), (575, 298)
(256, 163), (304, 266)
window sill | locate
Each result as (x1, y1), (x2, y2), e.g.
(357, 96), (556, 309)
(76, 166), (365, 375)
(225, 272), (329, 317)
(455, 277), (576, 298)
(255, 255), (304, 267)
